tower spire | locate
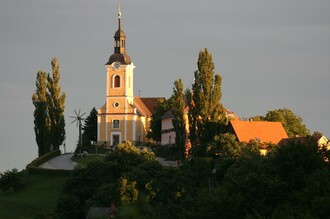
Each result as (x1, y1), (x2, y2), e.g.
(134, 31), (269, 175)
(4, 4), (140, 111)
(106, 0), (131, 65)
(118, 0), (121, 29)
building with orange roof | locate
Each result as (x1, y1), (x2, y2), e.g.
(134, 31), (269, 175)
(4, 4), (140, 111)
(228, 120), (288, 155)
(228, 120), (288, 145)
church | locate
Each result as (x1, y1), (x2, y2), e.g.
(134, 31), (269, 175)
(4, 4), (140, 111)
(97, 5), (161, 146)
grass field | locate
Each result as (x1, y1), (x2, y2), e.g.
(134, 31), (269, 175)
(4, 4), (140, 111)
(0, 171), (69, 219)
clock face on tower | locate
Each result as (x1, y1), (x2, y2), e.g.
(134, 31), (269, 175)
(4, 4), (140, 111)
(113, 62), (120, 70)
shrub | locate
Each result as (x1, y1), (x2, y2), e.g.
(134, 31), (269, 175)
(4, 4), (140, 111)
(0, 168), (24, 192)
(153, 145), (181, 160)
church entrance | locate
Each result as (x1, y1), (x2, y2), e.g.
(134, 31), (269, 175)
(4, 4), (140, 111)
(112, 133), (120, 146)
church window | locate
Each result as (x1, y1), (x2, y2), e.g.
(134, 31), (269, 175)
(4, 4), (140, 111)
(113, 120), (120, 128)
(113, 102), (120, 108)
(114, 75), (121, 88)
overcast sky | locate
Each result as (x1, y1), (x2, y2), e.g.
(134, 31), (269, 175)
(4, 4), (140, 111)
(1, 0), (329, 172)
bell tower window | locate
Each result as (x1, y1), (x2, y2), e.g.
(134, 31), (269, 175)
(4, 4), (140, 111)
(113, 75), (121, 88)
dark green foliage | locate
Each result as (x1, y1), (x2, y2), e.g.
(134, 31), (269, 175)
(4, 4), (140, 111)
(153, 145), (181, 161)
(171, 79), (186, 159)
(81, 107), (97, 148)
(32, 57), (66, 156)
(269, 137), (325, 190)
(251, 108), (310, 137)
(105, 142), (155, 171)
(0, 172), (68, 219)
(179, 138), (330, 218)
(94, 177), (139, 207)
(0, 169), (24, 192)
(32, 71), (51, 156)
(57, 142), (157, 217)
(188, 49), (227, 152)
(125, 160), (172, 203)
(47, 57), (66, 151)
(56, 194), (83, 219)
(221, 157), (287, 217)
(63, 160), (119, 201)
(171, 158), (213, 198)
(56, 138), (330, 218)
(207, 133), (241, 158)
(147, 98), (172, 142)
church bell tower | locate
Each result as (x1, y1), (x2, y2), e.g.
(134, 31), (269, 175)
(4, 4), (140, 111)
(98, 1), (136, 146)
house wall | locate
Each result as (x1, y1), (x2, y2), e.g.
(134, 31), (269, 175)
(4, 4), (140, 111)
(162, 117), (173, 131)
(161, 131), (175, 145)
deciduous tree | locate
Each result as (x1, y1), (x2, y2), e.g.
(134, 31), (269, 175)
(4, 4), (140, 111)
(188, 49), (227, 151)
(251, 108), (310, 138)
(171, 79), (186, 159)
(47, 57), (66, 150)
(32, 71), (51, 156)
(32, 57), (66, 156)
(265, 108), (310, 137)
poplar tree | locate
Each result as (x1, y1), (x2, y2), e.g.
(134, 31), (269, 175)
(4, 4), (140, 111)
(188, 49), (227, 150)
(32, 71), (51, 156)
(171, 79), (186, 159)
(47, 57), (66, 151)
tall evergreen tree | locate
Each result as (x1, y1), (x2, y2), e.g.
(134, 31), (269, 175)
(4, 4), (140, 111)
(171, 79), (186, 159)
(32, 71), (51, 156)
(82, 107), (98, 147)
(47, 57), (66, 150)
(188, 49), (227, 150)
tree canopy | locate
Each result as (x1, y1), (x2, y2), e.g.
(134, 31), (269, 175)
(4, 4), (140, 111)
(81, 107), (97, 147)
(251, 108), (310, 138)
(32, 57), (66, 156)
(56, 139), (330, 218)
(147, 98), (172, 142)
(32, 71), (52, 156)
(47, 57), (66, 151)
(187, 48), (227, 154)
(171, 79), (186, 159)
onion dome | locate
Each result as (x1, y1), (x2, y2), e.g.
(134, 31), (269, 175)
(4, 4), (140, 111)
(106, 3), (131, 65)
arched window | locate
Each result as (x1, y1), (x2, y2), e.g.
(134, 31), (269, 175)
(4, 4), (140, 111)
(114, 75), (120, 88)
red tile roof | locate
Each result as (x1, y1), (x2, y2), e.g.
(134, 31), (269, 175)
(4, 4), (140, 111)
(133, 97), (152, 117)
(139, 97), (165, 115)
(229, 120), (288, 144)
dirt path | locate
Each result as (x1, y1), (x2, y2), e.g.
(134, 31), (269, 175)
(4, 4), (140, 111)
(39, 154), (77, 170)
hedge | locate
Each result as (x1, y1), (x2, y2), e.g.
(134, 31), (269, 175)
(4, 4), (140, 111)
(27, 167), (71, 176)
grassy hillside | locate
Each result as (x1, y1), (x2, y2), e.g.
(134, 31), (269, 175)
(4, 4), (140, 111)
(0, 171), (69, 219)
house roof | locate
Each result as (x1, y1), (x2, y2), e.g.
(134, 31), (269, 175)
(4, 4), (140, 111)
(229, 120), (288, 144)
(139, 97), (165, 115)
(133, 97), (153, 117)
